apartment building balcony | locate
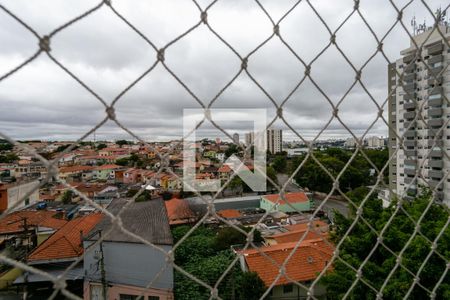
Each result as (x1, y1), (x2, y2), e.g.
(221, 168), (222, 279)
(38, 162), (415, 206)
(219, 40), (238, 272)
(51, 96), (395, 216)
(427, 139), (443, 147)
(428, 65), (443, 76)
(404, 167), (416, 176)
(428, 118), (443, 127)
(427, 54), (443, 64)
(403, 111), (416, 120)
(428, 179), (442, 189)
(404, 101), (416, 110)
(428, 86), (443, 95)
(428, 159), (443, 168)
(403, 130), (415, 138)
(404, 176), (415, 185)
(404, 63), (415, 73)
(427, 42), (443, 55)
(404, 158), (417, 165)
(427, 77), (442, 85)
(403, 92), (416, 101)
(403, 53), (416, 64)
(428, 97), (442, 106)
(404, 140), (416, 147)
(403, 73), (415, 82)
(403, 82), (416, 93)
(428, 170), (443, 179)
(430, 149), (442, 158)
(428, 108), (443, 117)
(427, 129), (442, 138)
(404, 121), (415, 128)
(404, 149), (417, 157)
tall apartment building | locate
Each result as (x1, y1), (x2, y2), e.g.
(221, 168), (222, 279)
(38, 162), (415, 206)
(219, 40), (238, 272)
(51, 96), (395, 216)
(245, 132), (254, 147)
(267, 129), (283, 154)
(365, 136), (386, 149)
(232, 132), (239, 145)
(245, 129), (283, 154)
(388, 24), (450, 205)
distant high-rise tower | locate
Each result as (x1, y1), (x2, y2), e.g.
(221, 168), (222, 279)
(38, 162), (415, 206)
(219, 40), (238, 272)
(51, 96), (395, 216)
(232, 133), (239, 145)
(388, 23), (450, 205)
(267, 129), (282, 154)
(245, 132), (254, 147)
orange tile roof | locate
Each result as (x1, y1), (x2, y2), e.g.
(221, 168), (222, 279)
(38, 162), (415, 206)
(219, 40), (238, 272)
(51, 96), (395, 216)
(27, 213), (103, 262)
(243, 239), (333, 286)
(59, 165), (94, 173)
(94, 164), (122, 170)
(263, 192), (310, 205)
(217, 209), (242, 219)
(0, 211), (68, 234)
(164, 198), (195, 225)
(99, 147), (125, 152)
(218, 165), (232, 173)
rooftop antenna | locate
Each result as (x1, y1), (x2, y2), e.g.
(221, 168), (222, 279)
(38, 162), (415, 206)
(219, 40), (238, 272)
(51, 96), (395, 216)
(417, 19), (427, 34)
(411, 15), (417, 35)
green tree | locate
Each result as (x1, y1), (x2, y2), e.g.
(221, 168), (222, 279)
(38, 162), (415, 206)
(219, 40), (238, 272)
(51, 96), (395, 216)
(61, 190), (73, 204)
(228, 176), (244, 196)
(0, 142), (13, 151)
(292, 150), (374, 193)
(0, 153), (19, 163)
(321, 189), (450, 299)
(214, 226), (263, 251)
(173, 225), (267, 300)
(115, 157), (129, 166)
(233, 271), (267, 300)
(266, 166), (278, 191)
(55, 144), (70, 152)
(116, 140), (131, 147)
(135, 190), (151, 202)
(96, 143), (107, 150)
(225, 144), (239, 159)
(272, 155), (287, 173)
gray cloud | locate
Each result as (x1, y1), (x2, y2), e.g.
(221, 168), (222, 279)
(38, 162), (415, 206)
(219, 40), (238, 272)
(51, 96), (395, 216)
(0, 0), (446, 141)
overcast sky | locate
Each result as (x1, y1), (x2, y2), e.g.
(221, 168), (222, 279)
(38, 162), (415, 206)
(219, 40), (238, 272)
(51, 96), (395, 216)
(0, 0), (447, 142)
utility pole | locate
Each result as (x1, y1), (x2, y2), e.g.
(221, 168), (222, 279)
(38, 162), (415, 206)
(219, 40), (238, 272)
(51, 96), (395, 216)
(7, 217), (31, 299)
(98, 231), (107, 300)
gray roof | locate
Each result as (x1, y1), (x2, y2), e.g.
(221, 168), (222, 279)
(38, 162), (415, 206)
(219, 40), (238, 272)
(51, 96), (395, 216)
(87, 198), (173, 245)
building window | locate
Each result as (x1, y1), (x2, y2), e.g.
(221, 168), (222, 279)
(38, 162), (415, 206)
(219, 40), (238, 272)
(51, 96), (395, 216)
(283, 284), (294, 294)
(148, 297), (160, 300)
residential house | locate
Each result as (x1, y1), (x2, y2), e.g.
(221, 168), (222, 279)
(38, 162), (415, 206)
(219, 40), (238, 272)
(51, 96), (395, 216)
(239, 239), (333, 299)
(57, 153), (79, 166)
(260, 192), (312, 213)
(83, 198), (174, 300)
(265, 220), (329, 245)
(14, 161), (47, 179)
(164, 197), (196, 225)
(58, 165), (95, 182)
(93, 164), (123, 181)
(0, 209), (68, 288)
(99, 148), (130, 157)
(215, 152), (225, 162)
(123, 168), (145, 184)
(218, 165), (232, 182)
(0, 180), (40, 213)
(15, 213), (103, 298)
